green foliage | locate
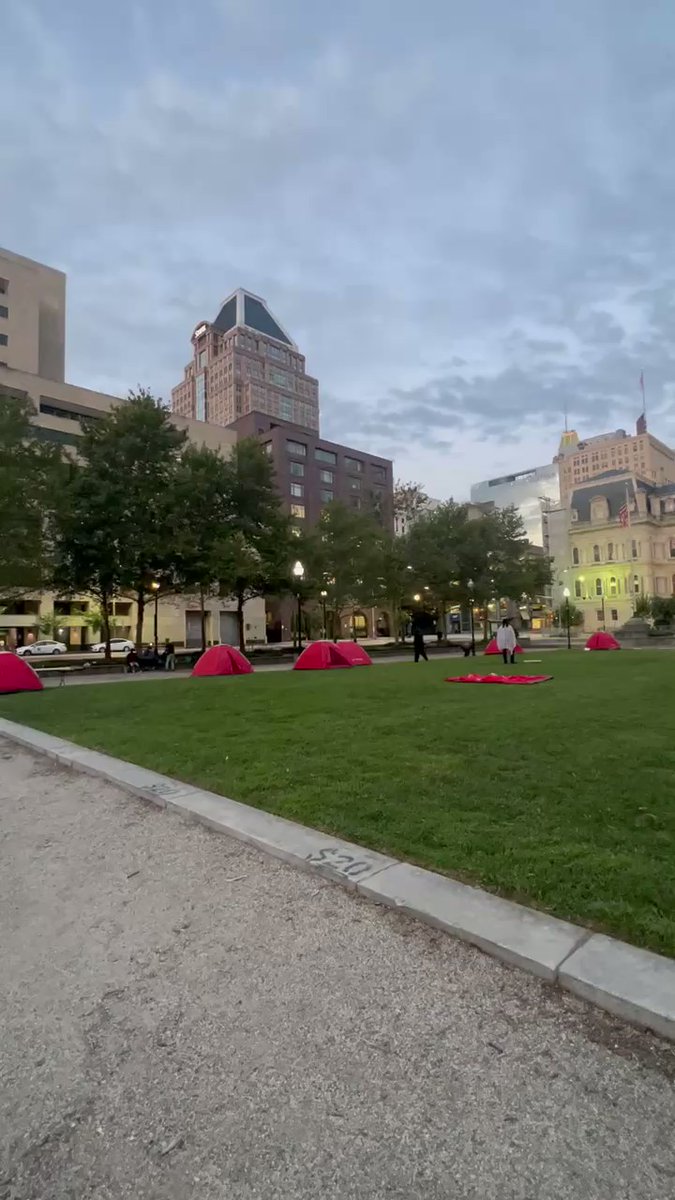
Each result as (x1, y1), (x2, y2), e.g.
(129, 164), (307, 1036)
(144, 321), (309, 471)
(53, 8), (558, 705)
(634, 595), (652, 618)
(649, 596), (675, 625)
(301, 502), (384, 638)
(554, 601), (584, 628)
(0, 392), (66, 597)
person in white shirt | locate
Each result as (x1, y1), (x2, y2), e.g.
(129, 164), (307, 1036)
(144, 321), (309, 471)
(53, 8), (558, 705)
(496, 619), (517, 665)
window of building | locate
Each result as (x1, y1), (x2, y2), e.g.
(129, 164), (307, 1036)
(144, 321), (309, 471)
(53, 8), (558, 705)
(572, 547), (579, 565)
(670, 537), (675, 558)
(596, 610), (604, 622)
(593, 544), (601, 562)
(575, 581), (582, 598)
(607, 542), (614, 561)
(0, 278), (7, 294)
(631, 539), (638, 558)
(344, 456), (363, 473)
(195, 372), (206, 421)
(0, 333), (7, 347)
(591, 497), (608, 522)
(290, 483), (304, 498)
(319, 469), (334, 484)
(0, 305), (8, 319)
(287, 440), (307, 457)
(114, 602), (132, 616)
(289, 461), (304, 477)
(263, 442), (273, 456)
(609, 576), (618, 596)
(611, 608), (618, 621)
(633, 575), (640, 593)
(320, 489), (333, 504)
(595, 578), (603, 596)
(349, 478), (361, 492)
(315, 448), (337, 465)
(199, 350), (207, 369)
(656, 576), (668, 594)
(290, 503), (305, 519)
(371, 464), (386, 481)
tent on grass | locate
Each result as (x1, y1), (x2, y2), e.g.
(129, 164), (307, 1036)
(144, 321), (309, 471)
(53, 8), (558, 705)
(584, 631), (620, 651)
(0, 652), (43, 694)
(192, 644), (253, 677)
(336, 641), (373, 666)
(446, 673), (552, 685)
(293, 641), (353, 671)
(484, 637), (523, 655)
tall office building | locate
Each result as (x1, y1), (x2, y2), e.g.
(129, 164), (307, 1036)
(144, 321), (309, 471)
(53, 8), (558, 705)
(470, 463), (560, 546)
(555, 422), (675, 500)
(171, 289), (319, 432)
(0, 247), (66, 381)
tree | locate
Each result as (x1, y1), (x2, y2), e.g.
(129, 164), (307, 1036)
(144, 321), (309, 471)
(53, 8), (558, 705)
(359, 532), (412, 642)
(0, 391), (66, 599)
(554, 601), (584, 628)
(407, 502), (468, 640)
(393, 480), (428, 534)
(216, 439), (293, 652)
(302, 502), (384, 639)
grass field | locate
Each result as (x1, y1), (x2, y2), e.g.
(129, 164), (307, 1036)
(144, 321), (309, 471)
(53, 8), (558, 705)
(2, 651), (674, 957)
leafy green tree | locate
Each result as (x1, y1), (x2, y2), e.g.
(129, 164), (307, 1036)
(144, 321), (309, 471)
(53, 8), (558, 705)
(554, 601), (584, 628)
(0, 391), (66, 599)
(302, 502), (383, 639)
(216, 439), (293, 651)
(359, 532), (412, 642)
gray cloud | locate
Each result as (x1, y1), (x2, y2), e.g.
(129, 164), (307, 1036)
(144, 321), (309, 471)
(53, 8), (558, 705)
(2, 0), (675, 499)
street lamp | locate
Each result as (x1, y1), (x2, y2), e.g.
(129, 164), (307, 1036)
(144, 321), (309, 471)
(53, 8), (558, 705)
(320, 589), (328, 640)
(467, 578), (476, 656)
(413, 593), (421, 603)
(150, 580), (160, 650)
(563, 586), (571, 650)
(292, 560), (305, 653)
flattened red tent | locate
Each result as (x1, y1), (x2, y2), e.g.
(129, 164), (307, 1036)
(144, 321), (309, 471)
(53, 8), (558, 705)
(446, 673), (552, 685)
(293, 641), (352, 671)
(0, 652), (43, 694)
(485, 638), (523, 655)
(336, 641), (373, 666)
(192, 644), (253, 677)
(585, 631), (620, 651)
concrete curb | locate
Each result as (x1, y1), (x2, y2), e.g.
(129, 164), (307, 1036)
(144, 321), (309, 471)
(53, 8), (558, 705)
(2, 716), (673, 1042)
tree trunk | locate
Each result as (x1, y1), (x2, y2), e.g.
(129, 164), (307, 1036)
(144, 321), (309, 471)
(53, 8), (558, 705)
(440, 600), (448, 645)
(135, 589), (145, 650)
(236, 587), (245, 653)
(101, 592), (113, 663)
(199, 585), (207, 653)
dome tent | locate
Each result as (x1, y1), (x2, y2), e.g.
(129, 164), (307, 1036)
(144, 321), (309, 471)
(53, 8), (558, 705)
(0, 652), (43, 694)
(585, 631), (620, 651)
(192, 645), (253, 676)
(293, 641), (353, 671)
(335, 641), (373, 666)
(484, 638), (523, 655)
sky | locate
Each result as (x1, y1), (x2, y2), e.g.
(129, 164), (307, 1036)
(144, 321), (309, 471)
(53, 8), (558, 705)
(3, 0), (675, 500)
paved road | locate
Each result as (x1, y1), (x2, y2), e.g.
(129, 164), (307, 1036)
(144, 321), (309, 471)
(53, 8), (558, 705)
(2, 741), (674, 1199)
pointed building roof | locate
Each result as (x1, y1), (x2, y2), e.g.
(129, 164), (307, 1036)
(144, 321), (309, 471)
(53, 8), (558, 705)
(212, 289), (296, 348)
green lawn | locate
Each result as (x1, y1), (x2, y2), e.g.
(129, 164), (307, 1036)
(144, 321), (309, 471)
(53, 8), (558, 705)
(2, 652), (674, 956)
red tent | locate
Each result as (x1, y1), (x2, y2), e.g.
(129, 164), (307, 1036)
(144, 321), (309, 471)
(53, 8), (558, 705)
(484, 638), (523, 655)
(336, 641), (373, 666)
(191, 644), (253, 677)
(293, 641), (353, 671)
(446, 673), (552, 685)
(0, 652), (43, 694)
(585, 631), (620, 651)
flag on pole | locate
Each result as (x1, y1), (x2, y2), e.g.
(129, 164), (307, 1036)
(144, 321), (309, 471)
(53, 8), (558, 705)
(639, 371), (645, 404)
(619, 485), (631, 528)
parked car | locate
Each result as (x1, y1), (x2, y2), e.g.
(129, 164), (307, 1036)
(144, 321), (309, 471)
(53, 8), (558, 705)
(17, 640), (68, 656)
(90, 638), (135, 654)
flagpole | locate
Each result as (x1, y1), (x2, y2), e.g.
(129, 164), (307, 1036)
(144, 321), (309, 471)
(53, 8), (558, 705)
(640, 371), (647, 422)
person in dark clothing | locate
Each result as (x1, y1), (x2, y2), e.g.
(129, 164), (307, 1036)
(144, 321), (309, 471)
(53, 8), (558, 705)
(412, 618), (428, 663)
(162, 640), (176, 671)
(125, 648), (140, 674)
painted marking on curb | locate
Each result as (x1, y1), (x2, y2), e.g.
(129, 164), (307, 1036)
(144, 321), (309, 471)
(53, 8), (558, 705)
(305, 847), (380, 880)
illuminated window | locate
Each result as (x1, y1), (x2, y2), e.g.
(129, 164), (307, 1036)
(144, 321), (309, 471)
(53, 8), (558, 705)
(290, 483), (304, 498)
(595, 578), (603, 596)
(609, 577), (617, 596)
(575, 581), (582, 598)
(572, 547), (579, 565)
(290, 503), (305, 519)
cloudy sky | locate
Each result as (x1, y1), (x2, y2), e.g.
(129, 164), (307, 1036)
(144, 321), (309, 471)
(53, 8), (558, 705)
(3, 0), (675, 499)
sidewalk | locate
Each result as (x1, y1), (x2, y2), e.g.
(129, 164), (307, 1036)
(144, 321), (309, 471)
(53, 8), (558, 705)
(2, 740), (674, 1199)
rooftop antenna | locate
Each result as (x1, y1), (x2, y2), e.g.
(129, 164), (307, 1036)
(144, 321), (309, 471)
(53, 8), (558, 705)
(563, 398), (569, 433)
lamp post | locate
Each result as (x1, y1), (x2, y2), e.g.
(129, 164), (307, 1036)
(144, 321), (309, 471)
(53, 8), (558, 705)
(467, 578), (476, 656)
(150, 580), (160, 651)
(563, 586), (571, 650)
(292, 560), (305, 653)
(320, 589), (328, 640)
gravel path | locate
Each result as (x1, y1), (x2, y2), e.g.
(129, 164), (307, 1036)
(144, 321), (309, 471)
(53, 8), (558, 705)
(1, 739), (674, 1200)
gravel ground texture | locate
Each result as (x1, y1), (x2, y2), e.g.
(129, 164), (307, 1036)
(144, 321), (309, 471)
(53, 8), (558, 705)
(1, 738), (674, 1200)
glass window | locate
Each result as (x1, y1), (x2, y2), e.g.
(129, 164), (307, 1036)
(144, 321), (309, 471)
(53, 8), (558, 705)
(595, 578), (603, 596)
(607, 542), (614, 561)
(670, 538), (675, 558)
(609, 577), (617, 596)
(371, 464), (386, 481)
(263, 442), (273, 456)
(290, 483), (304, 498)
(575, 580), (582, 599)
(287, 440), (307, 457)
(0, 278), (7, 294)
(289, 461), (304, 477)
(572, 547), (579, 565)
(290, 503), (305, 519)
(0, 305), (7, 319)
(593, 544), (600, 562)
(345, 456), (363, 473)
(349, 478), (361, 491)
(199, 350), (207, 369)
(195, 373), (206, 421)
(315, 448), (337, 465)
(633, 575), (640, 593)
(611, 609), (618, 621)
(0, 334), (7, 346)
(631, 539), (638, 558)
(319, 469), (334, 484)
(320, 489), (333, 504)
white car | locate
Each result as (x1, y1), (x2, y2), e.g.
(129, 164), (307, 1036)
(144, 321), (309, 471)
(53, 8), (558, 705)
(17, 640), (68, 656)
(90, 638), (135, 654)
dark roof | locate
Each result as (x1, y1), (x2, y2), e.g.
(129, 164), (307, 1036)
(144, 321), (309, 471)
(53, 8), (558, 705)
(570, 474), (637, 522)
(213, 295), (237, 334)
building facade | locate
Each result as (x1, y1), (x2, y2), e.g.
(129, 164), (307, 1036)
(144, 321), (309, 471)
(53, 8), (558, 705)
(555, 421), (675, 501)
(470, 463), (559, 547)
(562, 471), (675, 630)
(171, 289), (319, 433)
(0, 246), (66, 382)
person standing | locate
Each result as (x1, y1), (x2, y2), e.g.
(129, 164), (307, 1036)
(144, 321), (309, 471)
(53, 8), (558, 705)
(496, 619), (517, 665)
(163, 639), (176, 671)
(412, 617), (428, 663)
